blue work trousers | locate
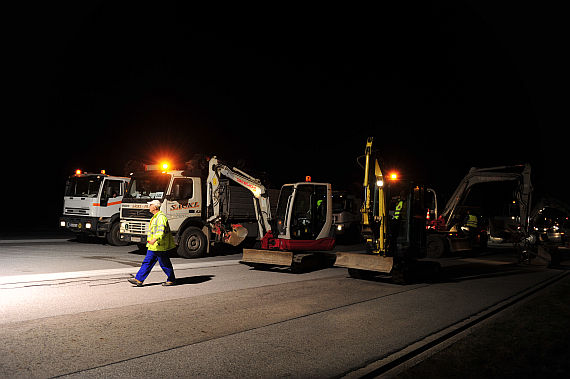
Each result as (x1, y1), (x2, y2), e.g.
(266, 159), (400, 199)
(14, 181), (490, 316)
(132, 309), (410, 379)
(135, 249), (176, 283)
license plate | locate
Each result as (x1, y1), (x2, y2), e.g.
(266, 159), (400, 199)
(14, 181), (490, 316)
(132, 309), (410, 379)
(131, 236), (141, 242)
(70, 223), (78, 228)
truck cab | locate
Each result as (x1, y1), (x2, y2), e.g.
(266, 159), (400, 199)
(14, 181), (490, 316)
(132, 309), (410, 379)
(332, 191), (361, 243)
(60, 171), (130, 245)
(119, 169), (204, 255)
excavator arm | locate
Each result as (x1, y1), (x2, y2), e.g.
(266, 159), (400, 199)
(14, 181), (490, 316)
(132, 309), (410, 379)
(441, 164), (532, 233)
(207, 156), (273, 243)
(360, 137), (387, 254)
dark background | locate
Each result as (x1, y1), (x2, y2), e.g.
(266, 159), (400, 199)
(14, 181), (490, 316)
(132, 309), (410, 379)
(4, 2), (567, 231)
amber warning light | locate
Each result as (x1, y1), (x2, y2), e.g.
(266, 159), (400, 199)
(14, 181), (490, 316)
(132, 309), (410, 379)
(305, 176), (312, 182)
(389, 172), (398, 180)
(75, 169), (82, 176)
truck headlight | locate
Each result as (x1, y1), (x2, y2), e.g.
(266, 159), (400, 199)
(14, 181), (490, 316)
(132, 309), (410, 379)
(60, 221), (66, 227)
(85, 222), (92, 229)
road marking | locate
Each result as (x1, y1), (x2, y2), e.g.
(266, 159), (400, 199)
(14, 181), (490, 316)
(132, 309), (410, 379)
(0, 260), (241, 286)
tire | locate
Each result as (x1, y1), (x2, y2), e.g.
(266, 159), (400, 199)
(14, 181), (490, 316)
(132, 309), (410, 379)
(177, 227), (207, 259)
(427, 234), (446, 258)
(107, 222), (128, 246)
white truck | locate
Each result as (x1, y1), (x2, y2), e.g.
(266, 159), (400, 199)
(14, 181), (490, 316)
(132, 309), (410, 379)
(60, 171), (130, 245)
(119, 159), (279, 258)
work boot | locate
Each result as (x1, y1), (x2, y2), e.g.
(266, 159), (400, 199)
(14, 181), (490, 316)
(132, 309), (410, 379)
(162, 281), (176, 286)
(128, 278), (143, 287)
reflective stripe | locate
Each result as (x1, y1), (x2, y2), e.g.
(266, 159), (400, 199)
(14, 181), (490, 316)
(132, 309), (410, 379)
(93, 200), (122, 207)
(394, 201), (403, 220)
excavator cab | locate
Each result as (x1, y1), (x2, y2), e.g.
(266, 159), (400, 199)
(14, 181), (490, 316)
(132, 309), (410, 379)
(242, 182), (335, 271)
(275, 183), (332, 242)
(261, 182), (335, 251)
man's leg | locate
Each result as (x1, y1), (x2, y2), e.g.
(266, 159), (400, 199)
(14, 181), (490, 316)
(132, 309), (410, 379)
(156, 252), (176, 283)
(135, 250), (158, 282)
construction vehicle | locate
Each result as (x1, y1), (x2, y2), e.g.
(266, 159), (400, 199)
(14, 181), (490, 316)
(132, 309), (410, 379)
(207, 158), (336, 271)
(119, 158), (279, 258)
(334, 137), (430, 283)
(426, 164), (532, 257)
(60, 170), (130, 245)
(332, 191), (361, 243)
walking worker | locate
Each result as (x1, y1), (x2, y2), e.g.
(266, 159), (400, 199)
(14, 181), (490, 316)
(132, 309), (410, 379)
(128, 200), (176, 286)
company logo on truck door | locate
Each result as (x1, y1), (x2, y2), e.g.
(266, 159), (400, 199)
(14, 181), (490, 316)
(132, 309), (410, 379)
(170, 202), (200, 211)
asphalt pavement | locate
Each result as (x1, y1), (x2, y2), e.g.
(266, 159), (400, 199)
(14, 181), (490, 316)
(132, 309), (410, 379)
(0, 238), (566, 378)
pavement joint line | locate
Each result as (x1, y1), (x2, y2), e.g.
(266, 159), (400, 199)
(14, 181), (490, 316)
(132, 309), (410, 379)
(341, 269), (570, 379)
(0, 239), (71, 244)
(0, 260), (241, 285)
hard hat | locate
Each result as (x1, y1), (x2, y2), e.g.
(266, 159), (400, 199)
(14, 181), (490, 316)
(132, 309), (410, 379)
(147, 200), (162, 208)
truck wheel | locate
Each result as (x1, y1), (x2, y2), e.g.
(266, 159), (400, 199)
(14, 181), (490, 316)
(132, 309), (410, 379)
(178, 227), (207, 259)
(107, 222), (128, 246)
(427, 234), (446, 258)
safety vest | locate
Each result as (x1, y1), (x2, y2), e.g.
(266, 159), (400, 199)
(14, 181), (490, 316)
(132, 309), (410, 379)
(147, 211), (176, 251)
(466, 214), (478, 228)
(394, 200), (403, 220)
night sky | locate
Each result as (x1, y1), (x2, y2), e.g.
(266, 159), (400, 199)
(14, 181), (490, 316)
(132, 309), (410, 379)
(5, 2), (566, 230)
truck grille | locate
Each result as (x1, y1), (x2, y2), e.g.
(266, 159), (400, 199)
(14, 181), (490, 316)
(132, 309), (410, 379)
(121, 208), (152, 219)
(126, 220), (148, 235)
(65, 207), (89, 215)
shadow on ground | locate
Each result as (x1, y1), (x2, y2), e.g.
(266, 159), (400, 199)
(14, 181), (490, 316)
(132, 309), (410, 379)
(129, 275), (214, 287)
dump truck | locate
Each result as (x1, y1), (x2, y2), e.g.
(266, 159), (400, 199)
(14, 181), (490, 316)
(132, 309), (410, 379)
(60, 170), (130, 245)
(119, 159), (279, 258)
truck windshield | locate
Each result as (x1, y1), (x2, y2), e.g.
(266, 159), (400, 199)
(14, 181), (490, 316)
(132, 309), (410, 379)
(65, 176), (103, 198)
(125, 173), (171, 200)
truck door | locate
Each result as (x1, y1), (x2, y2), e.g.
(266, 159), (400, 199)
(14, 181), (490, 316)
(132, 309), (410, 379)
(165, 177), (200, 232)
(98, 179), (124, 217)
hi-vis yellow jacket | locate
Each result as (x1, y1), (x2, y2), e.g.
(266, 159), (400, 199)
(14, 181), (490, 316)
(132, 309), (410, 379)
(147, 211), (176, 251)
(466, 214), (478, 228)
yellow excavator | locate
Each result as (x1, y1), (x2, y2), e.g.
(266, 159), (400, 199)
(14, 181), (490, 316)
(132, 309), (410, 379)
(334, 137), (433, 283)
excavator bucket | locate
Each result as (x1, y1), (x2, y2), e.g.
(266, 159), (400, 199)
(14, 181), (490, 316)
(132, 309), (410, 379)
(225, 225), (248, 246)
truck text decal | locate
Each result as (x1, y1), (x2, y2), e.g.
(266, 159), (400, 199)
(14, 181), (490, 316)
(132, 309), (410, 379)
(171, 202), (200, 211)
